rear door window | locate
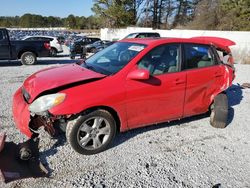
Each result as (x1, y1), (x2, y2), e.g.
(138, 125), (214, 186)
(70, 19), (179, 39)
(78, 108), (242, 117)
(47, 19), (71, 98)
(184, 44), (216, 69)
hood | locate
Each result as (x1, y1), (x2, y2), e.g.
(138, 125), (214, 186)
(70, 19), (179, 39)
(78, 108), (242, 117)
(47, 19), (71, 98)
(23, 64), (106, 103)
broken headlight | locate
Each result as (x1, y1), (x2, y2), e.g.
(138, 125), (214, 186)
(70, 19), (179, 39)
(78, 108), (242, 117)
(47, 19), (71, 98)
(29, 93), (66, 115)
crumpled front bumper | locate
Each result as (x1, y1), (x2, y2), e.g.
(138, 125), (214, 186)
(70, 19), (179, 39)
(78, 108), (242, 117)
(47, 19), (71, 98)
(12, 87), (32, 138)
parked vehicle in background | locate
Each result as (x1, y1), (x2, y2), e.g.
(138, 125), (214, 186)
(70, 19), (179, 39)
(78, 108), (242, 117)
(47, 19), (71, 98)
(0, 28), (51, 65)
(57, 36), (66, 44)
(12, 37), (236, 155)
(22, 36), (63, 57)
(64, 35), (84, 47)
(70, 37), (101, 59)
(95, 41), (115, 52)
(124, 32), (161, 39)
(85, 40), (114, 53)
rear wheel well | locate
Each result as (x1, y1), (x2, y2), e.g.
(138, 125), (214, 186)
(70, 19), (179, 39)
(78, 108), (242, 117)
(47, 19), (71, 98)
(18, 50), (38, 59)
(79, 106), (121, 132)
(51, 47), (58, 52)
(209, 91), (227, 111)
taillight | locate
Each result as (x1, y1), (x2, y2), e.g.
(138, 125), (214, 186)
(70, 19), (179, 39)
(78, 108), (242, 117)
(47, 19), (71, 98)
(228, 55), (234, 65)
(44, 42), (51, 50)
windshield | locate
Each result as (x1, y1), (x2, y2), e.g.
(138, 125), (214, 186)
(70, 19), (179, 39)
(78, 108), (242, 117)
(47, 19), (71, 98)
(124, 33), (137, 39)
(82, 42), (146, 75)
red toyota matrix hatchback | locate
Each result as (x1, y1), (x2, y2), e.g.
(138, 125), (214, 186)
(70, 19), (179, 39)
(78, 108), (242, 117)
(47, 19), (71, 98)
(12, 37), (236, 155)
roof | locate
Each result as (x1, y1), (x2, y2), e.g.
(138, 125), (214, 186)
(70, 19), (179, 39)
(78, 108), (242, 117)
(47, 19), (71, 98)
(120, 37), (236, 52)
(129, 32), (160, 34)
(23, 35), (56, 39)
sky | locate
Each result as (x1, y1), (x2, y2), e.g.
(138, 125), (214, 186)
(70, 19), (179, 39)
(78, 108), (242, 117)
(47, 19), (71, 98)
(0, 0), (94, 18)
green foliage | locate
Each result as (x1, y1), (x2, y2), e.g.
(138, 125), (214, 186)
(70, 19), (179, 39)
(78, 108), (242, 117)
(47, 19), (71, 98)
(187, 0), (220, 30)
(66, 14), (77, 28)
(0, 14), (100, 29)
(0, 16), (20, 27)
(218, 0), (250, 31)
(0, 0), (250, 30)
(92, 0), (137, 27)
(188, 0), (250, 31)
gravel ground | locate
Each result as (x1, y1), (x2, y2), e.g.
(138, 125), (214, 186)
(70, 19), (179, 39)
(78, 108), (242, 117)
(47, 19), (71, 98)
(0, 58), (250, 188)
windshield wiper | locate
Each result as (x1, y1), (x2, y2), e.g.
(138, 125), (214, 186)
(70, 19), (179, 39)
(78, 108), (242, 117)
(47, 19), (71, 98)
(84, 62), (108, 75)
(84, 63), (96, 71)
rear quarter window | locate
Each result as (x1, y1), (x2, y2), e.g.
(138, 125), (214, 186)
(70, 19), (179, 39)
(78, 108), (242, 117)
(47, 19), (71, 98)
(147, 33), (160, 37)
(184, 44), (216, 70)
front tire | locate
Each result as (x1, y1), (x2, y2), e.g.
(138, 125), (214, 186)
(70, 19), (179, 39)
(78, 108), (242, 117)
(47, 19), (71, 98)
(66, 110), (116, 155)
(210, 93), (228, 128)
(21, 52), (37, 65)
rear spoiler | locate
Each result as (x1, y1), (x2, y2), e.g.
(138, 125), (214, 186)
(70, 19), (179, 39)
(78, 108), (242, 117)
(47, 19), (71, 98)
(191, 36), (236, 52)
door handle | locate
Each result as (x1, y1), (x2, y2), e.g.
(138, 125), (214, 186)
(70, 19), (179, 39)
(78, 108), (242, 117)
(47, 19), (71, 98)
(214, 72), (223, 77)
(174, 79), (186, 85)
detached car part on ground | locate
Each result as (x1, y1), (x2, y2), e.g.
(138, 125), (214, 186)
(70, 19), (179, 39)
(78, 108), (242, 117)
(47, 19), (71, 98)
(12, 37), (236, 155)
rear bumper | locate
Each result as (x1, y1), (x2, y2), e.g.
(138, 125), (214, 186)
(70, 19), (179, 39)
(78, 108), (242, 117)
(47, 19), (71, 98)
(12, 87), (32, 138)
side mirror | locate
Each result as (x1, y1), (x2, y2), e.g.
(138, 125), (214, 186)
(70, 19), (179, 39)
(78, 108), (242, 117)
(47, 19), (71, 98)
(127, 69), (150, 80)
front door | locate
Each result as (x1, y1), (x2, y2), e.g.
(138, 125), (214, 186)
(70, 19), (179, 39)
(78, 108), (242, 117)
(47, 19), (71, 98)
(125, 43), (186, 129)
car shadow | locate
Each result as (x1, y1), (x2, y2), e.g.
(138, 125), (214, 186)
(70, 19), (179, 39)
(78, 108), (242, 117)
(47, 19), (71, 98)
(37, 113), (209, 170)
(110, 113), (210, 149)
(39, 135), (67, 175)
(227, 84), (243, 106)
(111, 84), (244, 149)
(226, 84), (244, 126)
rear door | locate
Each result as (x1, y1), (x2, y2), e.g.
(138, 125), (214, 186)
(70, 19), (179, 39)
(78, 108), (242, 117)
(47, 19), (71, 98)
(0, 30), (10, 59)
(126, 43), (186, 129)
(183, 43), (223, 117)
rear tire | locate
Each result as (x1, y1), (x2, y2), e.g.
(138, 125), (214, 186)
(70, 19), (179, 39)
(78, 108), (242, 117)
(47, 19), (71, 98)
(50, 48), (57, 57)
(21, 52), (37, 65)
(210, 93), (228, 128)
(66, 110), (116, 155)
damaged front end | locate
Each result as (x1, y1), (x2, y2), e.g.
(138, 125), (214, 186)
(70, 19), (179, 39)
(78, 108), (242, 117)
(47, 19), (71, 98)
(13, 87), (70, 139)
(29, 113), (69, 137)
(13, 64), (106, 139)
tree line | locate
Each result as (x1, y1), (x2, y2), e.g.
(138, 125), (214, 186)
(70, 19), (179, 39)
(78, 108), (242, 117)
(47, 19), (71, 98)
(0, 0), (250, 31)
(0, 14), (100, 29)
(92, 0), (250, 31)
